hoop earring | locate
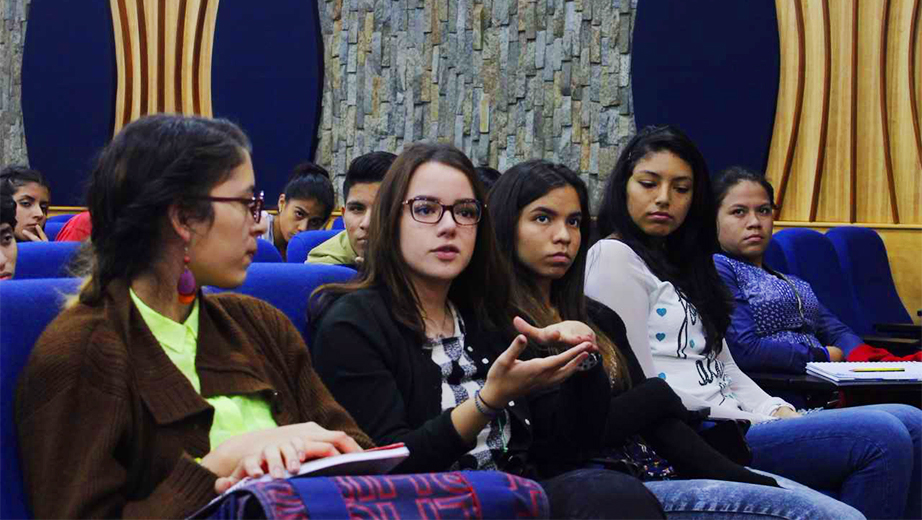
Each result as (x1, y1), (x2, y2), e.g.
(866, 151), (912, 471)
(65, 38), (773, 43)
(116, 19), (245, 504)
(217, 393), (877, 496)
(177, 246), (197, 304)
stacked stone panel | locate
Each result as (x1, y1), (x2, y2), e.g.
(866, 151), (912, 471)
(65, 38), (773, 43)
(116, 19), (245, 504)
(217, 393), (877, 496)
(319, 0), (637, 208)
(0, 0), (30, 168)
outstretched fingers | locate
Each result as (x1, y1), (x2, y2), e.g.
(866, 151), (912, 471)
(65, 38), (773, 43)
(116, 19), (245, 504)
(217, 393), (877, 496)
(496, 334), (529, 367)
(539, 342), (593, 380)
(513, 317), (561, 345)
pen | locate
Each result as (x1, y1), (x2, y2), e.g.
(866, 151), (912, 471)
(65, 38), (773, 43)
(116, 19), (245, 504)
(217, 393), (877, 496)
(849, 368), (905, 372)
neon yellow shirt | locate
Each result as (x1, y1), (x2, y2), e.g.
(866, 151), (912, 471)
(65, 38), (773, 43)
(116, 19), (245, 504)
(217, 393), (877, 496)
(129, 289), (278, 449)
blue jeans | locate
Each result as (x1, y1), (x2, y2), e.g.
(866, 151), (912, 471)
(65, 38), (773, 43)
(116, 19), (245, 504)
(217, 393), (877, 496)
(746, 404), (921, 520)
(646, 471), (864, 520)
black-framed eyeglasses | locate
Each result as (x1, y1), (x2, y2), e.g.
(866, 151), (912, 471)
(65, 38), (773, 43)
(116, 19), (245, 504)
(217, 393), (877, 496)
(190, 190), (265, 223)
(402, 196), (484, 226)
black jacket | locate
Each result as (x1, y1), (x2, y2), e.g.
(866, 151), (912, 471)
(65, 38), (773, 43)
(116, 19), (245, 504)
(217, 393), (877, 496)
(313, 287), (775, 487)
(312, 286), (610, 478)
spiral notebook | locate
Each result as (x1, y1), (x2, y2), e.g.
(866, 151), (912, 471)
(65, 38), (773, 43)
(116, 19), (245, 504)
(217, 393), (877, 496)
(806, 361), (922, 383)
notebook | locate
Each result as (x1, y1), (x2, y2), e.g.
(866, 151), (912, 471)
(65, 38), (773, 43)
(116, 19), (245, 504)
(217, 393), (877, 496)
(806, 361), (922, 383)
(219, 443), (410, 497)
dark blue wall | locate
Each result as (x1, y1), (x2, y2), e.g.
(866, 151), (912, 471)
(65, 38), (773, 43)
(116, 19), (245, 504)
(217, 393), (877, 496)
(632, 1), (780, 178)
(22, 0), (116, 206)
(21, 0), (324, 207)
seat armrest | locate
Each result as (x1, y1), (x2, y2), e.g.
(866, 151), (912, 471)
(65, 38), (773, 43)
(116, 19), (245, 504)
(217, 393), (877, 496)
(862, 335), (921, 353)
(873, 322), (922, 338)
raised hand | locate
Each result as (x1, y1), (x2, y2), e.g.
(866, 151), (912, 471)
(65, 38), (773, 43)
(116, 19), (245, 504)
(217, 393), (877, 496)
(479, 333), (597, 408)
(513, 316), (596, 350)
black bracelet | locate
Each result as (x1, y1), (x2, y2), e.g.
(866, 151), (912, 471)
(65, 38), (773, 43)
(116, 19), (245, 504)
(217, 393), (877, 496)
(474, 389), (501, 417)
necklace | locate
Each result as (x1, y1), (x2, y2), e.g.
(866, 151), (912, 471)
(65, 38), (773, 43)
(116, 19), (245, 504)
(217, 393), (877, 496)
(424, 302), (454, 340)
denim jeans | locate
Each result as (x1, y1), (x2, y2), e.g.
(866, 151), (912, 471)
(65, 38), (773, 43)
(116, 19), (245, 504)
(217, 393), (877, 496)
(746, 404), (921, 520)
(645, 471), (864, 520)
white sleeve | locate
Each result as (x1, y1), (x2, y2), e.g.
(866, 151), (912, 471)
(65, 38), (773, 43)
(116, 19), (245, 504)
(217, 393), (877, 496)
(585, 241), (658, 378)
(718, 340), (794, 417)
(585, 242), (723, 415)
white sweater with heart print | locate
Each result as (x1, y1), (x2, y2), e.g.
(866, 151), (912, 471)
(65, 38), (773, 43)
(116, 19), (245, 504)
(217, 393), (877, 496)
(585, 239), (791, 424)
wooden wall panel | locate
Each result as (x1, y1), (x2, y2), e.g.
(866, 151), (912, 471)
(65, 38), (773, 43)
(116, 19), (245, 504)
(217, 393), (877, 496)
(766, 0), (801, 217)
(110, 0), (219, 134)
(787, 0), (827, 221)
(880, 228), (922, 323)
(890, 0), (922, 223)
(769, 0), (921, 226)
(855, 0), (892, 223)
(914, 0), (922, 176)
(816, 0), (854, 222)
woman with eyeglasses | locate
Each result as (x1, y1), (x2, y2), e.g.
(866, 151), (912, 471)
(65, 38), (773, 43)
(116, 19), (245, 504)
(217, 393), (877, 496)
(15, 114), (373, 519)
(312, 143), (667, 519)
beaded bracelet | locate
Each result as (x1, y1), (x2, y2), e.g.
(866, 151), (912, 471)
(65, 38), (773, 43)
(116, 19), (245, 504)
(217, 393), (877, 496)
(473, 389), (501, 418)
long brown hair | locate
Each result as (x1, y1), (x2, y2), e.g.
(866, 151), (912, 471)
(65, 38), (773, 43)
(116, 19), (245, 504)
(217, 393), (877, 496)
(315, 143), (515, 341)
(488, 160), (630, 388)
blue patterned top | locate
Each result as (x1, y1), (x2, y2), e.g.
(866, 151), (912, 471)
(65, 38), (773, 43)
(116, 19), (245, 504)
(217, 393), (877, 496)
(714, 253), (862, 374)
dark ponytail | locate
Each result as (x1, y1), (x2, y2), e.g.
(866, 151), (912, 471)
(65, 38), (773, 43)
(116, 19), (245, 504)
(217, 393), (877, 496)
(282, 162), (334, 222)
(78, 114), (251, 305)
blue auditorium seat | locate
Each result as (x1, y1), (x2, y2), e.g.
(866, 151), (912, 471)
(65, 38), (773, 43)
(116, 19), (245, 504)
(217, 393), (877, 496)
(14, 241), (81, 279)
(2, 275), (545, 519)
(0, 278), (82, 520)
(254, 238), (284, 263)
(771, 228), (869, 335)
(331, 216), (344, 229)
(826, 227), (918, 338)
(762, 237), (789, 274)
(286, 230), (342, 264)
(42, 221), (65, 241)
(45, 214), (76, 224)
(207, 262), (356, 347)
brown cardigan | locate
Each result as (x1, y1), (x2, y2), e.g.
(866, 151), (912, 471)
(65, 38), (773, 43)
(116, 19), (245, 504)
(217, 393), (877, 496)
(15, 279), (373, 519)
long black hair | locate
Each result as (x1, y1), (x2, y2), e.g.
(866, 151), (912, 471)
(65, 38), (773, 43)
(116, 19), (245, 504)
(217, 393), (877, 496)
(596, 125), (731, 355)
(489, 159), (630, 386)
(0, 182), (17, 229)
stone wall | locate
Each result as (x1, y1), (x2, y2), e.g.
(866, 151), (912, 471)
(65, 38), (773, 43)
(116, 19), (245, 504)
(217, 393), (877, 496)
(317, 0), (638, 207)
(1, 0), (639, 208)
(0, 0), (29, 168)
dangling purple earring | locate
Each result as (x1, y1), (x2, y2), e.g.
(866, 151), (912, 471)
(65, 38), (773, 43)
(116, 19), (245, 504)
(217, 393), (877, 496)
(178, 246), (196, 304)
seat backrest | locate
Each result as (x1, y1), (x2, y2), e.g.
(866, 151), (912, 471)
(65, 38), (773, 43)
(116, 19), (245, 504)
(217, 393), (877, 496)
(762, 237), (789, 274)
(771, 228), (869, 335)
(286, 230), (343, 264)
(254, 238), (284, 263)
(42, 221), (65, 241)
(331, 216), (344, 229)
(1, 278), (82, 520)
(45, 214), (76, 224)
(14, 241), (81, 279)
(206, 262), (356, 347)
(826, 226), (912, 325)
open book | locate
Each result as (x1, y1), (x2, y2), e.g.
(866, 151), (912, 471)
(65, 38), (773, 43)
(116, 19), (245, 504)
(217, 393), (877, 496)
(806, 361), (922, 383)
(221, 443), (409, 496)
